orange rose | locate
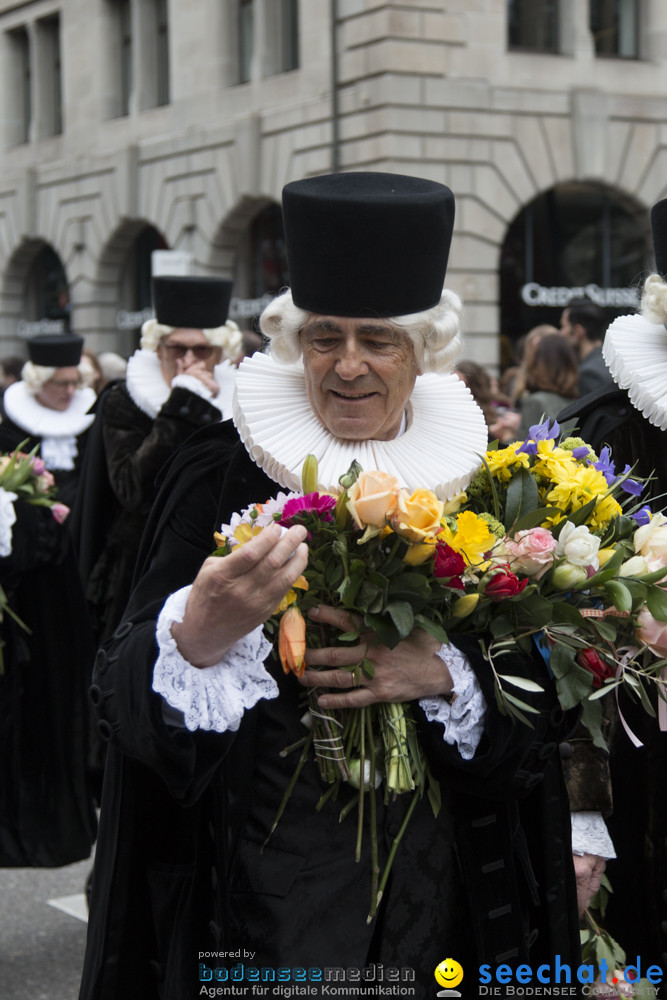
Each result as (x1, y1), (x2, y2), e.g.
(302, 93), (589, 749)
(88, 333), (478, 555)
(346, 471), (400, 530)
(391, 488), (444, 544)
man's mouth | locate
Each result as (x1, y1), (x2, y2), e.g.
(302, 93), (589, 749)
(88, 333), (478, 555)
(331, 390), (375, 400)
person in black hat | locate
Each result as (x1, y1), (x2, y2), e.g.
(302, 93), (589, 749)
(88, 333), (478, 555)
(0, 331), (98, 869)
(558, 197), (667, 970)
(80, 174), (580, 1000)
(0, 333), (96, 507)
(72, 275), (241, 648)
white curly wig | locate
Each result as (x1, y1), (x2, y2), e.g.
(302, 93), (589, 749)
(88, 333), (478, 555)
(639, 272), (667, 324)
(258, 286), (463, 374)
(140, 317), (243, 360)
(21, 358), (94, 395)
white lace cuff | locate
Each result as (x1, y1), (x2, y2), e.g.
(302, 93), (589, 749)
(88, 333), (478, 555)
(153, 585), (279, 732)
(419, 643), (487, 760)
(171, 373), (214, 401)
(571, 811), (616, 860)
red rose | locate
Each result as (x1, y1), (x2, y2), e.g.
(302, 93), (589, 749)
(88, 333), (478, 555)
(482, 565), (528, 601)
(577, 648), (614, 689)
(434, 543), (465, 590)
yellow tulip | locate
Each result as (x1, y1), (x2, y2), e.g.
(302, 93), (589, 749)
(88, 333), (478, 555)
(451, 593), (480, 618)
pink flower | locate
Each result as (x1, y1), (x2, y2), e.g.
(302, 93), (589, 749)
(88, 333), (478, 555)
(31, 457), (46, 476)
(280, 492), (336, 525)
(635, 606), (667, 656)
(509, 527), (556, 580)
(51, 502), (70, 525)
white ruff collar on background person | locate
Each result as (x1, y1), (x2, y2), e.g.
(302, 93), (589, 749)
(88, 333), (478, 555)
(3, 381), (96, 440)
(602, 313), (667, 430)
(126, 349), (237, 419)
(233, 352), (489, 500)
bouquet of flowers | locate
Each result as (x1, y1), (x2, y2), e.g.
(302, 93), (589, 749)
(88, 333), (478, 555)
(213, 420), (667, 917)
(0, 441), (69, 670)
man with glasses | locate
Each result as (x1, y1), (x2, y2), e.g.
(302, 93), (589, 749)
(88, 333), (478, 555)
(75, 275), (242, 648)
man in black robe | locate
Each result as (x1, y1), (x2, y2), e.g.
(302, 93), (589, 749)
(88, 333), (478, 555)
(80, 173), (580, 1000)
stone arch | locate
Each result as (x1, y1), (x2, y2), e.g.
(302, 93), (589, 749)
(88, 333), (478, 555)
(1, 239), (69, 349)
(498, 180), (650, 347)
(91, 218), (168, 354)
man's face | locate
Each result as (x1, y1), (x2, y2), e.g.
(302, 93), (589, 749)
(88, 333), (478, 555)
(156, 328), (221, 385)
(300, 316), (419, 441)
(36, 366), (80, 411)
(559, 308), (582, 351)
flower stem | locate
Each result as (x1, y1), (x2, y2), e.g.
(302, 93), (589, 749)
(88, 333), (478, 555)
(369, 788), (420, 923)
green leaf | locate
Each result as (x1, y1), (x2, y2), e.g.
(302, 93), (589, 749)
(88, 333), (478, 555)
(501, 690), (540, 716)
(504, 467), (539, 529)
(498, 674), (544, 693)
(512, 506), (563, 532)
(579, 699), (607, 749)
(549, 642), (577, 679)
(556, 664), (594, 710)
(514, 592), (555, 627)
(384, 601), (415, 639)
(360, 657), (375, 680)
(550, 601), (587, 627)
(489, 614), (514, 638)
(647, 584), (667, 622)
(414, 615), (449, 645)
(603, 580), (633, 614)
(595, 619), (618, 643)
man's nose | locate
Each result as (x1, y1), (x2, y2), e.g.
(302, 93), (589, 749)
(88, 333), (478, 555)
(335, 341), (369, 379)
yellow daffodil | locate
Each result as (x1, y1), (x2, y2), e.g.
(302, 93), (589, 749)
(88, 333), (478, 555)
(273, 576), (309, 614)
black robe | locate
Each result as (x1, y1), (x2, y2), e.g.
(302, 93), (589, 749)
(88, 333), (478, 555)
(0, 417), (97, 866)
(71, 380), (224, 646)
(80, 422), (580, 1000)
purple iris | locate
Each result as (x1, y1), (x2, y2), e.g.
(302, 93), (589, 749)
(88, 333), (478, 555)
(572, 446), (590, 460)
(619, 465), (643, 497)
(634, 506), (652, 526)
(517, 418), (560, 455)
(280, 492), (337, 525)
(594, 446), (616, 486)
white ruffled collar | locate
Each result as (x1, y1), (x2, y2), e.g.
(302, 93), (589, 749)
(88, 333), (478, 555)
(2, 380), (96, 439)
(126, 349), (236, 419)
(602, 314), (667, 429)
(233, 352), (488, 500)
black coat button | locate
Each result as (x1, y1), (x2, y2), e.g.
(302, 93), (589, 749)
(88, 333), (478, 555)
(94, 649), (108, 675)
(559, 741), (573, 760)
(113, 621), (133, 640)
(97, 719), (118, 743)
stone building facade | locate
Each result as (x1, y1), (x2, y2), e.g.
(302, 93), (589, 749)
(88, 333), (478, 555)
(0, 0), (663, 365)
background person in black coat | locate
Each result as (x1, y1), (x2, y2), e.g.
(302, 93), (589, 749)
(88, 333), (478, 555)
(0, 333), (97, 867)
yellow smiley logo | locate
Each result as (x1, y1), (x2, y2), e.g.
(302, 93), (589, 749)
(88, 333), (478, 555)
(434, 958), (464, 989)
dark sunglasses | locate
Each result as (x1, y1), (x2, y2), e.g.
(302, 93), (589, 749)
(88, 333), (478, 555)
(161, 343), (216, 360)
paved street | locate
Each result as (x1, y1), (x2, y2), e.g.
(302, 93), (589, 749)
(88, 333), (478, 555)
(0, 857), (90, 1000)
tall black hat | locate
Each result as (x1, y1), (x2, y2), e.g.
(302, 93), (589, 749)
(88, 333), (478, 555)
(282, 172), (455, 318)
(152, 276), (233, 329)
(650, 199), (667, 279)
(27, 333), (83, 368)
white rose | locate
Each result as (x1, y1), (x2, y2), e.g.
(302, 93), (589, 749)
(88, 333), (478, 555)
(555, 522), (601, 570)
(0, 486), (17, 558)
(620, 554), (649, 577)
(634, 512), (667, 571)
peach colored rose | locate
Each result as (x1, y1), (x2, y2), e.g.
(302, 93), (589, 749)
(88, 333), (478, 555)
(635, 606), (667, 656)
(346, 471), (400, 530)
(391, 488), (444, 544)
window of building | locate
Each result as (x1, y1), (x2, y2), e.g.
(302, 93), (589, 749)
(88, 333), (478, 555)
(238, 0), (299, 84)
(156, 0), (169, 106)
(239, 0), (253, 84)
(507, 0), (559, 53)
(499, 183), (649, 343)
(7, 26), (31, 144)
(277, 0), (299, 74)
(119, 0), (132, 115)
(590, 0), (639, 58)
(37, 14), (62, 136)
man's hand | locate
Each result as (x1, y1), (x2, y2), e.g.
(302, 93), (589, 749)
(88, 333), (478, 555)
(172, 524), (308, 667)
(298, 605), (454, 708)
(176, 356), (220, 396)
(572, 853), (606, 918)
